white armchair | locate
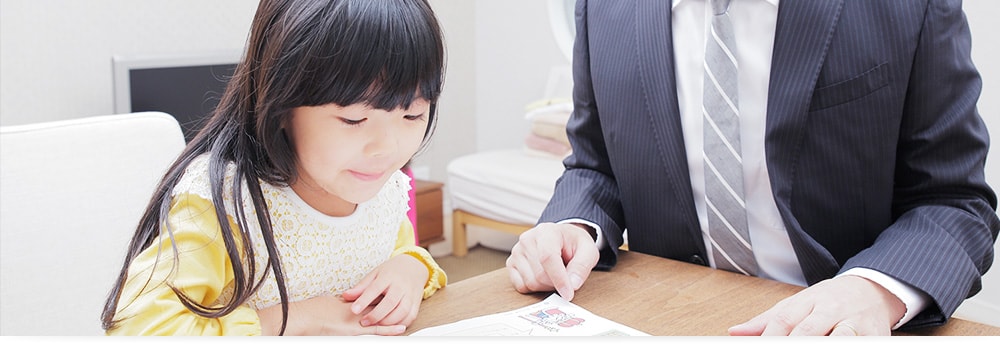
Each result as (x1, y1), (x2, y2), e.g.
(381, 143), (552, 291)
(0, 112), (186, 335)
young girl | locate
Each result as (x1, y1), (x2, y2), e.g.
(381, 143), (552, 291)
(101, 0), (447, 336)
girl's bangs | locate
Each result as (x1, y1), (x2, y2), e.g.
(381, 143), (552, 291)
(297, 0), (443, 111)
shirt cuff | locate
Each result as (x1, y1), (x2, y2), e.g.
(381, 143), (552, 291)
(838, 267), (930, 329)
(556, 218), (606, 250)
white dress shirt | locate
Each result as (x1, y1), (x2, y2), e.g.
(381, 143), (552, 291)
(672, 0), (803, 286)
(566, 0), (927, 329)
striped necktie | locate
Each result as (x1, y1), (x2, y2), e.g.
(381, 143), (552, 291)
(702, 0), (758, 276)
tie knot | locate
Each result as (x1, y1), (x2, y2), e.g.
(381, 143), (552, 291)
(711, 0), (732, 15)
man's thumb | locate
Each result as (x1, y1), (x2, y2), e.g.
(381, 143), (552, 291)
(564, 256), (595, 290)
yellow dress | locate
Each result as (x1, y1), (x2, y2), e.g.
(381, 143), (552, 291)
(107, 155), (446, 335)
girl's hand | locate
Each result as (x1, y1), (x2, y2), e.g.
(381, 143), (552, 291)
(341, 254), (429, 327)
(255, 295), (405, 336)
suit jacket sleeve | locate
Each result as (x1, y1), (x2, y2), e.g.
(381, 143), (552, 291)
(538, 0), (626, 270)
(840, 0), (999, 329)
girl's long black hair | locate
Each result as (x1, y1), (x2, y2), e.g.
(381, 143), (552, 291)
(101, 0), (444, 335)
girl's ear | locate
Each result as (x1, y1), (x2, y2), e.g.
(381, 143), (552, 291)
(279, 115), (290, 130)
(278, 119), (288, 138)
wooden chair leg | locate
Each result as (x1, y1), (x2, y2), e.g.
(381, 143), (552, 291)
(452, 210), (468, 257)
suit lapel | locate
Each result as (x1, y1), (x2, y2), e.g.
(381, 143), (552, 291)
(766, 0), (845, 284)
(635, 0), (703, 256)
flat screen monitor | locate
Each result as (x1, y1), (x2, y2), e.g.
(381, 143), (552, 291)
(112, 52), (240, 142)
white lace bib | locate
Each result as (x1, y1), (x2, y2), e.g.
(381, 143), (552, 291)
(173, 154), (410, 309)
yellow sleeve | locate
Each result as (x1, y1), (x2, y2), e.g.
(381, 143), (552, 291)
(390, 219), (447, 299)
(107, 193), (262, 335)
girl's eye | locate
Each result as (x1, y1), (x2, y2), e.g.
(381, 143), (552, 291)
(404, 113), (425, 121)
(340, 118), (366, 126)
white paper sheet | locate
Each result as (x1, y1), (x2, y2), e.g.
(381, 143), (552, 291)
(410, 294), (650, 336)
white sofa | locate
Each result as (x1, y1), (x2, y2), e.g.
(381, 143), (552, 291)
(0, 112), (186, 335)
(446, 149), (566, 256)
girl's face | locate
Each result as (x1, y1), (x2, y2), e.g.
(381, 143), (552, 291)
(286, 99), (429, 216)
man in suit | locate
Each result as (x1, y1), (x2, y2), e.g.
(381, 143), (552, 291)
(506, 0), (999, 335)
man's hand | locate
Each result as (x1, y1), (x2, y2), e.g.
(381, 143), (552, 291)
(505, 222), (601, 301)
(728, 275), (907, 336)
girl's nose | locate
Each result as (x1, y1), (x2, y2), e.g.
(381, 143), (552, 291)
(364, 123), (396, 158)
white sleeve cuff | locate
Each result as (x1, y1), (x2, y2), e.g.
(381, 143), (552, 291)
(838, 267), (930, 330)
(556, 218), (606, 250)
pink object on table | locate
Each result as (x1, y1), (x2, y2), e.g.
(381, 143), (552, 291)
(403, 166), (419, 245)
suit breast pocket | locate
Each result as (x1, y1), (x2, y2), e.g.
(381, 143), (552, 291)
(809, 62), (889, 111)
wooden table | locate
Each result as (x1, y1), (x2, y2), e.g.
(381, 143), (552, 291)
(406, 251), (1000, 336)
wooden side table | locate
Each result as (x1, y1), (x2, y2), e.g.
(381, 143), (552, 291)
(414, 180), (445, 249)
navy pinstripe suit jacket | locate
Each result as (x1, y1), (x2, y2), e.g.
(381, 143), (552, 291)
(540, 0), (999, 328)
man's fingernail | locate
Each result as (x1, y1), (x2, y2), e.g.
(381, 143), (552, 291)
(570, 273), (583, 289)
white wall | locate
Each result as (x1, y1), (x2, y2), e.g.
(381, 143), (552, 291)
(416, 0), (477, 182)
(0, 0), (258, 126)
(473, 0), (570, 151)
